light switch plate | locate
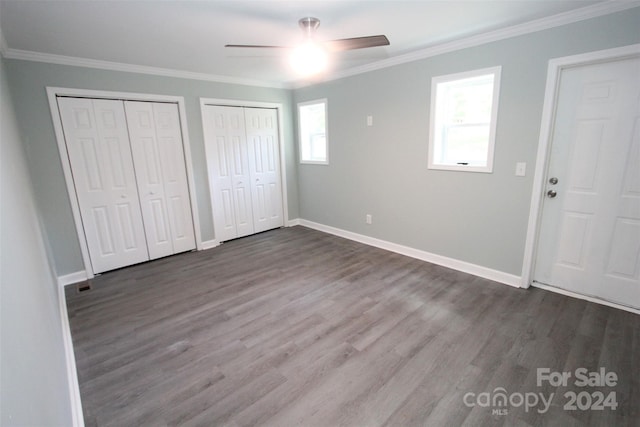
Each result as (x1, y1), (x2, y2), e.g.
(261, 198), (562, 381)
(515, 162), (526, 177)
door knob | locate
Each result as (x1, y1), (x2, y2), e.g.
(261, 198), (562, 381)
(549, 177), (559, 185)
(547, 190), (557, 198)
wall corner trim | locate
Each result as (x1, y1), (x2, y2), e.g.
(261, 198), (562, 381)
(287, 218), (301, 227)
(58, 271), (89, 287)
(57, 282), (85, 426)
(297, 219), (522, 288)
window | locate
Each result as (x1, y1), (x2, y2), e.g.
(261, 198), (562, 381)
(298, 99), (328, 164)
(428, 67), (501, 173)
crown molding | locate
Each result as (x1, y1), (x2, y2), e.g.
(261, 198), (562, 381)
(1, 47), (289, 89)
(1, 2), (637, 90)
(291, 1), (640, 88)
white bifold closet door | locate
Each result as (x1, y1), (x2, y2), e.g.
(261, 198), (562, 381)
(205, 106), (255, 241)
(124, 101), (196, 259)
(57, 97), (195, 274)
(245, 107), (285, 234)
(58, 98), (149, 273)
(203, 105), (284, 242)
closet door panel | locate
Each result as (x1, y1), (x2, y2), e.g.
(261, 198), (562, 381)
(124, 101), (173, 260)
(245, 108), (284, 233)
(151, 103), (196, 253)
(207, 108), (237, 241)
(230, 127), (254, 237)
(58, 98), (149, 273)
(203, 106), (254, 241)
(204, 105), (283, 242)
(229, 112), (255, 238)
(203, 106), (240, 241)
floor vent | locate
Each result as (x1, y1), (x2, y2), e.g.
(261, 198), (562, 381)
(77, 282), (92, 292)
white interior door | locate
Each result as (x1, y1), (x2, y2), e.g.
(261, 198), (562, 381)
(125, 101), (173, 259)
(146, 102), (196, 254)
(124, 101), (196, 260)
(57, 97), (149, 273)
(245, 107), (284, 233)
(534, 56), (640, 309)
(203, 105), (255, 241)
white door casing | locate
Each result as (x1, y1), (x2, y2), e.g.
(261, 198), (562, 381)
(203, 105), (255, 241)
(245, 107), (285, 233)
(533, 53), (640, 309)
(57, 97), (149, 273)
(124, 101), (196, 260)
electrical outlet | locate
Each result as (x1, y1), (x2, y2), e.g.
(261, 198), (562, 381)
(365, 214), (372, 224)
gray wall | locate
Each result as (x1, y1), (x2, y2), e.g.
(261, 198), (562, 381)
(3, 60), (297, 276)
(0, 9), (637, 424)
(4, 8), (640, 280)
(294, 9), (640, 276)
(0, 56), (73, 426)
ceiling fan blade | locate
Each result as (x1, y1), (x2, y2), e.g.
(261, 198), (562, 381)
(323, 35), (390, 51)
(225, 44), (288, 49)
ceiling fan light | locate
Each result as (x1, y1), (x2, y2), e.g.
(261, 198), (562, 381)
(290, 42), (328, 76)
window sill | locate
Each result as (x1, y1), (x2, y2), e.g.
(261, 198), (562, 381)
(428, 164), (493, 173)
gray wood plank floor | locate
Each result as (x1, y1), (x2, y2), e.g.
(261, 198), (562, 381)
(66, 226), (640, 426)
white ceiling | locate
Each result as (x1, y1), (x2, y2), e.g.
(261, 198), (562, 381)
(0, 0), (631, 87)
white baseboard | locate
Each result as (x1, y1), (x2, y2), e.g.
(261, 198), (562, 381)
(56, 241), (221, 285)
(57, 278), (85, 426)
(201, 239), (219, 250)
(297, 219), (522, 288)
(532, 282), (640, 315)
(287, 218), (301, 227)
(57, 270), (88, 287)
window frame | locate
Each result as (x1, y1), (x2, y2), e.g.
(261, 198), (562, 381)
(428, 66), (502, 173)
(298, 98), (329, 165)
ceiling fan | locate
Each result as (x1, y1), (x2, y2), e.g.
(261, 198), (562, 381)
(226, 17), (390, 51)
(225, 17), (390, 76)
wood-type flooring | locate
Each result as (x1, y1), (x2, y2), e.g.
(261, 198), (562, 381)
(66, 226), (640, 426)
